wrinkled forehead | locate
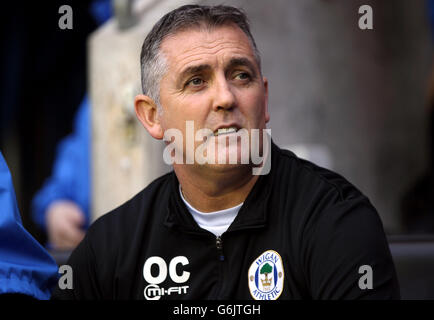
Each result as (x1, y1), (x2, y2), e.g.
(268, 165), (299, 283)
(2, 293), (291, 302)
(159, 23), (258, 72)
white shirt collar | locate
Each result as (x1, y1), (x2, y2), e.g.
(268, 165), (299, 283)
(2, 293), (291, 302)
(179, 184), (242, 237)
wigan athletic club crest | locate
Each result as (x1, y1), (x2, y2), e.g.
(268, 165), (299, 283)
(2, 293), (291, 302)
(248, 250), (284, 300)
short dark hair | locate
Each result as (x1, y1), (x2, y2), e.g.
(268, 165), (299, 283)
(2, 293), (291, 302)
(140, 4), (261, 106)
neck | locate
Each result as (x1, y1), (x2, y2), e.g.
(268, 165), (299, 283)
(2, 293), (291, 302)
(174, 164), (259, 213)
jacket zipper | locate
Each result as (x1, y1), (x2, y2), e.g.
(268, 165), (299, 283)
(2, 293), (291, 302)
(216, 236), (224, 261)
(214, 236), (225, 299)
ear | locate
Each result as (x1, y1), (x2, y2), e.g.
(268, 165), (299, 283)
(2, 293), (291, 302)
(263, 76), (270, 123)
(134, 94), (164, 140)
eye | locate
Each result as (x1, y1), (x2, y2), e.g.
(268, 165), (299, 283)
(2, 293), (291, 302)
(234, 72), (251, 81)
(186, 77), (204, 87)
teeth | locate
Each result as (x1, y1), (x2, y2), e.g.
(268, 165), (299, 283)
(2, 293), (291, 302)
(214, 127), (237, 136)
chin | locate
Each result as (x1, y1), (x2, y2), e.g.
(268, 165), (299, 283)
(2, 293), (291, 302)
(203, 162), (252, 175)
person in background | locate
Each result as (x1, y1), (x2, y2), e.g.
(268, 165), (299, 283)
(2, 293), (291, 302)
(31, 96), (91, 250)
(0, 151), (58, 299)
(30, 0), (111, 250)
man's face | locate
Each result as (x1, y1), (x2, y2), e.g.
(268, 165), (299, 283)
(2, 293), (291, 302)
(158, 23), (269, 170)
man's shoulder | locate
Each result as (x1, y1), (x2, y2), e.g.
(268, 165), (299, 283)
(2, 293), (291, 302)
(273, 145), (369, 206)
(52, 172), (175, 300)
(86, 171), (174, 239)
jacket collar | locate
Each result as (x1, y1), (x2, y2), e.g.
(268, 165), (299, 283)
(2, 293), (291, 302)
(163, 141), (279, 235)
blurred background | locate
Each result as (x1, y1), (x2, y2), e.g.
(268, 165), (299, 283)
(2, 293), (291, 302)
(1, 0), (434, 298)
(0, 0), (99, 244)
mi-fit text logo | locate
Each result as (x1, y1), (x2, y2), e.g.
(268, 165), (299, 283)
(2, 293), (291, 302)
(143, 256), (190, 300)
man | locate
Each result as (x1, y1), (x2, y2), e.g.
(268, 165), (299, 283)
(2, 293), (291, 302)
(52, 4), (400, 300)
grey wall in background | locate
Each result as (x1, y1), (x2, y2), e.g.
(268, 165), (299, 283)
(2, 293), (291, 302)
(202, 0), (432, 233)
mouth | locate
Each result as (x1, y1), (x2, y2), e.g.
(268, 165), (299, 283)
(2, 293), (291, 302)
(213, 127), (239, 136)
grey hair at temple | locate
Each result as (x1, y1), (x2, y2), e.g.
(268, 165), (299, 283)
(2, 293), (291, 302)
(139, 4), (262, 110)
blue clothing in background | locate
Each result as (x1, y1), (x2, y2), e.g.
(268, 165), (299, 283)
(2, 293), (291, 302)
(428, 0), (434, 41)
(90, 0), (112, 25)
(30, 0), (111, 235)
(0, 152), (58, 299)
(31, 96), (91, 232)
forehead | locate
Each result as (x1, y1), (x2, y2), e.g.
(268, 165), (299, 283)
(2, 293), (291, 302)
(160, 24), (257, 72)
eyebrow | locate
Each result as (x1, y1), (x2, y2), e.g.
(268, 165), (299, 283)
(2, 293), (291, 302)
(178, 64), (211, 85)
(225, 57), (257, 76)
(177, 57), (258, 86)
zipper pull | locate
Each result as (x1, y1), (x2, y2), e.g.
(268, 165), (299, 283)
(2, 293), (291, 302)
(216, 236), (223, 250)
(216, 236), (224, 261)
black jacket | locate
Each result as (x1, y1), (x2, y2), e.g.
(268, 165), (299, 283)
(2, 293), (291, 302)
(52, 142), (400, 300)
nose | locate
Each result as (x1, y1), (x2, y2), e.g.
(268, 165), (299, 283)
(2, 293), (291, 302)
(212, 76), (236, 112)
